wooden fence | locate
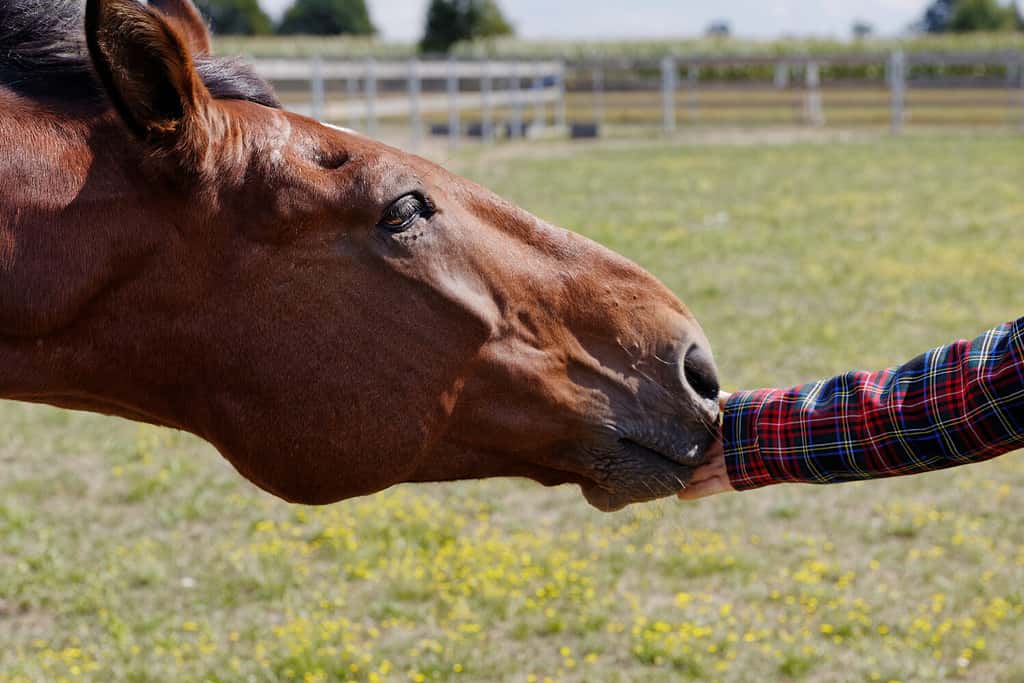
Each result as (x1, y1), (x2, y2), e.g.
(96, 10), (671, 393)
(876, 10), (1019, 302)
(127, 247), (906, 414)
(249, 52), (1024, 147)
(252, 58), (565, 148)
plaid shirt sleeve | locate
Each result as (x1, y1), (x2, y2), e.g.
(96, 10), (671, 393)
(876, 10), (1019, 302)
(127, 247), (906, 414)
(723, 318), (1024, 490)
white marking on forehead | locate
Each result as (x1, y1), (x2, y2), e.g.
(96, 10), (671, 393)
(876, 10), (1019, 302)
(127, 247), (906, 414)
(268, 113), (293, 167)
(321, 121), (362, 137)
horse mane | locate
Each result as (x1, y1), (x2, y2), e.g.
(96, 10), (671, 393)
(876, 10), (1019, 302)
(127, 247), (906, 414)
(0, 0), (280, 108)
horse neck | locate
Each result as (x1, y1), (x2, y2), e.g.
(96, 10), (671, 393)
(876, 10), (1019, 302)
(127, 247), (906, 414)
(0, 94), (195, 431)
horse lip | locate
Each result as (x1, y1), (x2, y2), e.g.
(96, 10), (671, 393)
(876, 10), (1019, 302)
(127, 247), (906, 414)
(577, 437), (702, 512)
(582, 483), (633, 512)
(619, 436), (706, 468)
(581, 461), (696, 512)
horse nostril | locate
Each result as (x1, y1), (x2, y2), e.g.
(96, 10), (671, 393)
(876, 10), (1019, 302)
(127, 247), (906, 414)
(683, 344), (720, 401)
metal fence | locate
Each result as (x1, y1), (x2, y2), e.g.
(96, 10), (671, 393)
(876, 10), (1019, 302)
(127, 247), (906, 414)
(251, 51), (1024, 148)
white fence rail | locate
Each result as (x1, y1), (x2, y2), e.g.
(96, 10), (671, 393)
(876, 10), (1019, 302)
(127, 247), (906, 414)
(248, 53), (1024, 146)
(251, 58), (567, 148)
(252, 59), (565, 81)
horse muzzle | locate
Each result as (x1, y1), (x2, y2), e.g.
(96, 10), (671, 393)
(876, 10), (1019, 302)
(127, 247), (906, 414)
(574, 336), (723, 511)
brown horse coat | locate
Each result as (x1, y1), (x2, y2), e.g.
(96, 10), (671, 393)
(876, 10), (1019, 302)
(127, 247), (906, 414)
(0, 0), (720, 511)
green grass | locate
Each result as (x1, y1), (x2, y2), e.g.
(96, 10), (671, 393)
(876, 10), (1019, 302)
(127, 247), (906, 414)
(214, 33), (1024, 60)
(2, 133), (1023, 683)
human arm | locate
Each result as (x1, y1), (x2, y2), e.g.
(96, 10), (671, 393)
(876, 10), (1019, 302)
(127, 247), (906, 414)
(680, 318), (1024, 499)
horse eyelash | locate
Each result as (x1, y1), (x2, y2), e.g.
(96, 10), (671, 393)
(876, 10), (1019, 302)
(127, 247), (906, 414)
(418, 193), (437, 217)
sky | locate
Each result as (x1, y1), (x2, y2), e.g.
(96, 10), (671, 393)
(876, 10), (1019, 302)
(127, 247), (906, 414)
(258, 0), (933, 40)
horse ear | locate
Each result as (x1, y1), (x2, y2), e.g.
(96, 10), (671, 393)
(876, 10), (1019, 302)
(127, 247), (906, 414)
(86, 0), (211, 154)
(148, 0), (213, 55)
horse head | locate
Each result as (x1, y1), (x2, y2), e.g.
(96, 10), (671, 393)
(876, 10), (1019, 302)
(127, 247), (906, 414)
(0, 0), (720, 511)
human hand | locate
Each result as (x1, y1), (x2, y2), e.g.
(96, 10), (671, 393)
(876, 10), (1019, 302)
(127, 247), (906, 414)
(677, 392), (735, 500)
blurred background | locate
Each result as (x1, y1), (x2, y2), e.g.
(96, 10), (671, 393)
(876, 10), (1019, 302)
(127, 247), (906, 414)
(2, 2), (1022, 683)
(179, 0), (1024, 145)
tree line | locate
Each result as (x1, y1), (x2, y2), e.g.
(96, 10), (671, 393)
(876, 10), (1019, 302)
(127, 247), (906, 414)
(921, 0), (1023, 32)
(197, 0), (1021, 48)
(195, 0), (513, 51)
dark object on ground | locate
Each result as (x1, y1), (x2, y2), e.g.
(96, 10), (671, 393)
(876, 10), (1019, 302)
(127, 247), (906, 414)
(570, 122), (600, 139)
(466, 122), (498, 138)
(505, 121), (531, 138)
(429, 123), (456, 136)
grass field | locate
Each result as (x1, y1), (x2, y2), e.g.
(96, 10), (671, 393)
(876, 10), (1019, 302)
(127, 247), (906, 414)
(473, 89), (1024, 128)
(2, 132), (1023, 683)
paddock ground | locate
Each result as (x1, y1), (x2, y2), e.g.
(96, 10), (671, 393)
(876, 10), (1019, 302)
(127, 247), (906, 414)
(1, 132), (1023, 683)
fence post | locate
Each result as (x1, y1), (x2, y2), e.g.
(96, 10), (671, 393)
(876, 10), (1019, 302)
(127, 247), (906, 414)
(447, 56), (459, 150)
(805, 61), (824, 127)
(889, 51), (906, 135)
(510, 62), (524, 138)
(481, 60), (494, 144)
(346, 74), (359, 130)
(1018, 60), (1024, 131)
(661, 55), (677, 134)
(365, 58), (377, 138)
(408, 58), (421, 151)
(310, 56), (325, 121)
(592, 61), (605, 128)
(774, 62), (789, 89)
(687, 63), (699, 123)
(532, 75), (546, 131)
(556, 61), (568, 130)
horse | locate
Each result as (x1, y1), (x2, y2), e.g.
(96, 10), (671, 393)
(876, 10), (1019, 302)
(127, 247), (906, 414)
(0, 0), (721, 512)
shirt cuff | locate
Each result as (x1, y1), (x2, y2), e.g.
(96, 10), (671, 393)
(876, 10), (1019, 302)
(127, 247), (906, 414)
(722, 389), (779, 491)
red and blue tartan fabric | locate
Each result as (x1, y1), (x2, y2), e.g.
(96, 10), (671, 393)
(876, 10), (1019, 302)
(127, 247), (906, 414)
(723, 318), (1024, 490)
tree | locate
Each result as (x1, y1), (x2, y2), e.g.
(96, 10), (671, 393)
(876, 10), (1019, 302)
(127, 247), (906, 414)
(278, 0), (376, 36)
(475, 0), (514, 38)
(1012, 0), (1024, 29)
(194, 0), (272, 35)
(922, 0), (1016, 32)
(948, 0), (1015, 31)
(705, 20), (732, 37)
(852, 20), (875, 39)
(420, 0), (514, 54)
(922, 0), (955, 32)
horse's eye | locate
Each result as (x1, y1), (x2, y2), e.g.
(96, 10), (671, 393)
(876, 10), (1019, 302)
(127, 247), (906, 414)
(378, 194), (432, 233)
